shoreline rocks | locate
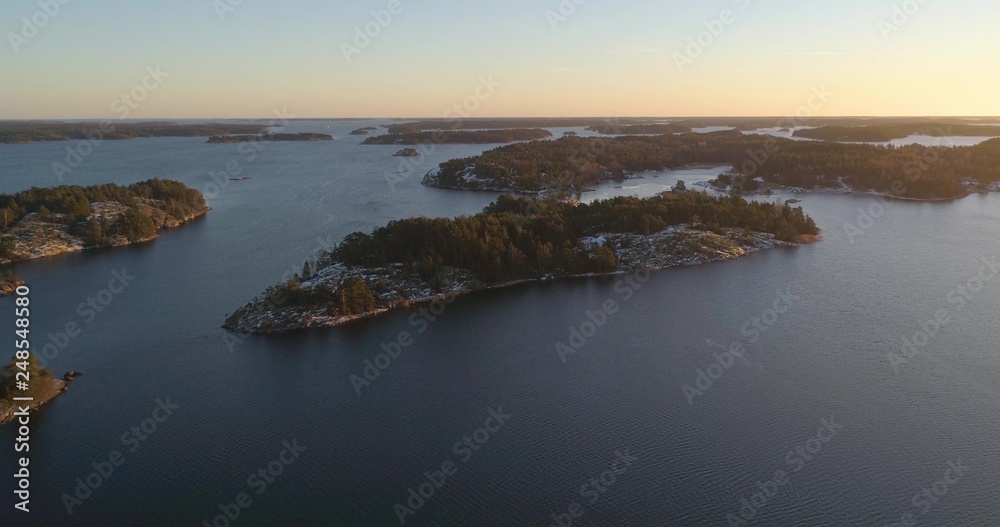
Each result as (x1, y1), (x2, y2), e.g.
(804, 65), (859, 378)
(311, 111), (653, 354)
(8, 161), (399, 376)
(0, 371), (80, 425)
(224, 226), (799, 335)
(0, 200), (209, 265)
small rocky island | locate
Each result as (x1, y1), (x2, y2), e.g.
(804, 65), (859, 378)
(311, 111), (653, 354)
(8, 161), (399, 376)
(0, 179), (209, 264)
(349, 127), (378, 136)
(0, 354), (79, 425)
(393, 148), (421, 157)
(225, 192), (819, 334)
(207, 133), (333, 143)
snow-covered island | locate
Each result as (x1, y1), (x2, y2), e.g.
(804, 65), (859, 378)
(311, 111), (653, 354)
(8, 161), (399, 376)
(225, 193), (819, 335)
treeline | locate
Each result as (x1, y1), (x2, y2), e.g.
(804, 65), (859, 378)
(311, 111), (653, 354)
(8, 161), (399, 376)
(0, 122), (267, 143)
(362, 129), (552, 145)
(387, 117), (900, 135)
(272, 275), (376, 315)
(384, 119), (651, 134)
(428, 132), (1000, 199)
(330, 193), (818, 285)
(586, 123), (691, 134)
(0, 179), (207, 253)
(793, 123), (1000, 142)
(384, 117), (1000, 136)
(206, 133), (333, 143)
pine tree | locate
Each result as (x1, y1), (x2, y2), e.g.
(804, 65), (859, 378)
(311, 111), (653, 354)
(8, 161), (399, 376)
(338, 277), (375, 316)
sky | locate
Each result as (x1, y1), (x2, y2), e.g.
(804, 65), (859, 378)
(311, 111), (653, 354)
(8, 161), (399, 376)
(2, 0), (998, 119)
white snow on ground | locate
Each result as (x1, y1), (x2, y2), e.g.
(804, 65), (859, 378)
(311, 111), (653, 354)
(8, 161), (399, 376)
(579, 235), (607, 249)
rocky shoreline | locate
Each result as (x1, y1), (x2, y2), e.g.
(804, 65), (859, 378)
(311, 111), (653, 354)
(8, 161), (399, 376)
(0, 276), (25, 297)
(0, 371), (80, 425)
(0, 200), (209, 265)
(225, 226), (800, 335)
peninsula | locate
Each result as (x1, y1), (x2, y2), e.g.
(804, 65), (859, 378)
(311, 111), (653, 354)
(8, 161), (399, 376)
(225, 192), (819, 334)
(0, 179), (209, 264)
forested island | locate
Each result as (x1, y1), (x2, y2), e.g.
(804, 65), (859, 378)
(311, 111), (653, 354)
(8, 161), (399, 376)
(422, 131), (1000, 200)
(792, 123), (1000, 142)
(0, 354), (79, 425)
(0, 179), (209, 263)
(225, 192), (818, 334)
(0, 122), (267, 144)
(362, 129), (552, 145)
(206, 133), (333, 143)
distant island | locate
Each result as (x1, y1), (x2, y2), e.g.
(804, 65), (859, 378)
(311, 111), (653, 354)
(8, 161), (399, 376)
(0, 121), (267, 144)
(586, 123), (691, 135)
(206, 133), (333, 143)
(362, 129), (552, 145)
(349, 127), (378, 136)
(0, 354), (79, 425)
(792, 123), (1000, 142)
(224, 192), (818, 334)
(393, 148), (421, 157)
(422, 131), (1000, 200)
(384, 118), (640, 134)
(0, 179), (209, 264)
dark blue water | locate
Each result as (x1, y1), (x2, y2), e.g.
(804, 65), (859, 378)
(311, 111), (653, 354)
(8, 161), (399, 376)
(1, 120), (999, 526)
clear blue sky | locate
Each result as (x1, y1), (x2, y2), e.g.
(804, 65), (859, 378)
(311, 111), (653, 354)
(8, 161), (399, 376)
(2, 0), (998, 118)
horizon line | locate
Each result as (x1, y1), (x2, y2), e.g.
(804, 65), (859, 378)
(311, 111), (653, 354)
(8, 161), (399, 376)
(3, 115), (1000, 122)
